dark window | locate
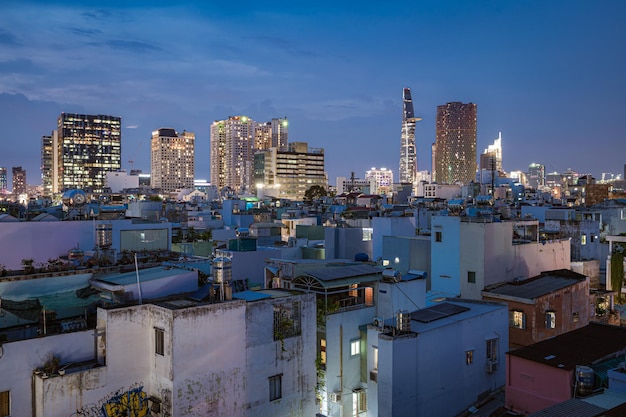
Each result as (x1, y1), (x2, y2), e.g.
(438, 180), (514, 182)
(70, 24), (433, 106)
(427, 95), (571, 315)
(269, 374), (282, 401)
(467, 271), (476, 283)
(155, 328), (165, 356)
(435, 231), (442, 242)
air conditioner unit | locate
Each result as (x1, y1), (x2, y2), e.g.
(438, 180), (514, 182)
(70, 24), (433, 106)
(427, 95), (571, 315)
(372, 317), (383, 328)
(370, 369), (378, 382)
(486, 360), (498, 374)
(330, 392), (342, 403)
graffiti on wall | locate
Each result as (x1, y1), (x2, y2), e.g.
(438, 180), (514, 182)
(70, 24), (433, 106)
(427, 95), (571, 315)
(71, 383), (150, 417)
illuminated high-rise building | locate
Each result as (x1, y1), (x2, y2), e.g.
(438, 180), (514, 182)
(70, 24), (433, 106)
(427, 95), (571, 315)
(255, 117), (289, 151)
(210, 116), (289, 193)
(365, 167), (393, 195)
(479, 132), (503, 185)
(527, 163), (545, 190)
(399, 88), (422, 185)
(0, 167), (7, 194)
(12, 166), (26, 195)
(150, 128), (195, 193)
(255, 142), (326, 200)
(45, 113), (121, 193)
(433, 102), (477, 184)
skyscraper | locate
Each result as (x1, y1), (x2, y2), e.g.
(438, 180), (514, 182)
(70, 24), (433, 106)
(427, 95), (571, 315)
(210, 116), (289, 193)
(433, 102), (477, 184)
(255, 142), (326, 200)
(479, 132), (503, 186)
(150, 128), (195, 193)
(0, 167), (7, 194)
(527, 163), (545, 190)
(44, 113), (121, 193)
(399, 88), (422, 185)
(12, 166), (26, 195)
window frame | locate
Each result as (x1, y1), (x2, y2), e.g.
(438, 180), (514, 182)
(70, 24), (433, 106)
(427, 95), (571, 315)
(155, 327), (165, 356)
(546, 310), (556, 329)
(510, 310), (526, 330)
(435, 231), (442, 242)
(269, 374), (282, 402)
(0, 390), (9, 417)
(467, 271), (476, 284)
(350, 338), (361, 357)
(486, 338), (499, 363)
(466, 349), (474, 365)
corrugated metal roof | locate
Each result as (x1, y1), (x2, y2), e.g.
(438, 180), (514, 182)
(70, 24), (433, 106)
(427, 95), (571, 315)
(232, 290), (272, 301)
(526, 398), (605, 417)
(508, 323), (626, 371)
(303, 264), (381, 282)
(485, 270), (586, 300)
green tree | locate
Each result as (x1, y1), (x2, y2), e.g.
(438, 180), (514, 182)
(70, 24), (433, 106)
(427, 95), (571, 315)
(304, 185), (327, 202)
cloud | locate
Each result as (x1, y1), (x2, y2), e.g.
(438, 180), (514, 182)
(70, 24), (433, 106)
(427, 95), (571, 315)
(80, 9), (113, 21)
(0, 29), (20, 46)
(0, 59), (41, 74)
(104, 39), (161, 53)
(69, 27), (103, 37)
(243, 34), (318, 58)
(126, 125), (139, 129)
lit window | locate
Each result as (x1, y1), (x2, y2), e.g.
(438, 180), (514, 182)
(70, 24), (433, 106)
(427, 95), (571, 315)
(269, 374), (282, 401)
(0, 391), (9, 417)
(581, 235), (587, 245)
(373, 347), (378, 369)
(546, 311), (556, 329)
(320, 339), (327, 366)
(353, 389), (367, 414)
(362, 227), (373, 241)
(466, 350), (474, 365)
(510, 311), (526, 329)
(435, 231), (442, 242)
(573, 312), (579, 323)
(351, 339), (360, 356)
(467, 271), (476, 284)
(155, 328), (165, 356)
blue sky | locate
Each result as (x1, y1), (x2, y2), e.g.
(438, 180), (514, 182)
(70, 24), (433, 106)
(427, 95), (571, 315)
(0, 0), (624, 188)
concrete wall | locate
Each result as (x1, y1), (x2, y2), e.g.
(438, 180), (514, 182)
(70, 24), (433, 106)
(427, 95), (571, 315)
(0, 331), (95, 417)
(371, 217), (416, 261)
(325, 227), (373, 261)
(430, 216), (461, 295)
(381, 235), (431, 289)
(372, 301), (508, 417)
(506, 356), (573, 413)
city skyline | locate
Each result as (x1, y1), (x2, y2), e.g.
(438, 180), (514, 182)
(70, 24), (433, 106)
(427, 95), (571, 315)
(0, 0), (625, 189)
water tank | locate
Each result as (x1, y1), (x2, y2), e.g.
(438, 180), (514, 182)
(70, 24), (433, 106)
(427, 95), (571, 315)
(96, 223), (113, 248)
(575, 365), (595, 397)
(62, 189), (87, 207)
(354, 253), (369, 262)
(396, 310), (411, 333)
(212, 257), (232, 283)
(382, 269), (402, 282)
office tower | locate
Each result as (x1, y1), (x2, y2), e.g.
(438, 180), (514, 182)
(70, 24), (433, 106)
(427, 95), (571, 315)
(46, 113), (121, 193)
(41, 132), (58, 196)
(0, 167), (7, 194)
(12, 166), (26, 195)
(365, 167), (393, 195)
(399, 88), (422, 185)
(433, 102), (477, 184)
(527, 163), (545, 190)
(211, 116), (289, 193)
(150, 128), (195, 193)
(255, 117), (289, 151)
(479, 132), (503, 186)
(255, 142), (326, 200)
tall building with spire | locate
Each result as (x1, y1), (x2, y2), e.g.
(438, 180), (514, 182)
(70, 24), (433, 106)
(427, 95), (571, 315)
(433, 102), (477, 185)
(399, 88), (422, 186)
(150, 128), (195, 193)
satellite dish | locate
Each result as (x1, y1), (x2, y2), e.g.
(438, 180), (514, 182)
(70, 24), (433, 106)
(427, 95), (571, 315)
(62, 189), (87, 207)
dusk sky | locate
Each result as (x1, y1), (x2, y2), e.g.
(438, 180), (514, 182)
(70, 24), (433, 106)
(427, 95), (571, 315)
(0, 0), (624, 189)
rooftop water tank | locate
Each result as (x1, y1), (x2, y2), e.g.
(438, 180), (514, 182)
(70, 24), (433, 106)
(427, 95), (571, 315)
(212, 256), (232, 283)
(62, 189), (87, 207)
(575, 365), (595, 397)
(396, 310), (411, 333)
